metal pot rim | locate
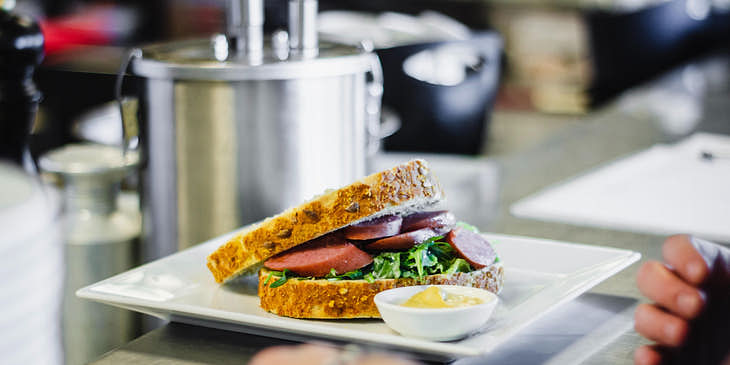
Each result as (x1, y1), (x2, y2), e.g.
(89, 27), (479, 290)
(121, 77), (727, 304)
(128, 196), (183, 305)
(132, 38), (374, 81)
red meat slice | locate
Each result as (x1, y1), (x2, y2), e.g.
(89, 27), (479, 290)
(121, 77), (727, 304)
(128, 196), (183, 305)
(401, 210), (455, 235)
(364, 227), (439, 251)
(342, 215), (402, 240)
(446, 227), (496, 269)
(263, 234), (373, 277)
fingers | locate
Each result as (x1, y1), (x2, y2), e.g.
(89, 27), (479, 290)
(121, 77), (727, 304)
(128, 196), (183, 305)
(663, 235), (710, 286)
(634, 303), (689, 347)
(637, 261), (705, 319)
(634, 345), (662, 365)
(249, 344), (339, 365)
(250, 344), (423, 365)
(355, 353), (422, 365)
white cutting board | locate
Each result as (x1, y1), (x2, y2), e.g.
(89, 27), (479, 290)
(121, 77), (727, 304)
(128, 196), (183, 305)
(511, 133), (730, 243)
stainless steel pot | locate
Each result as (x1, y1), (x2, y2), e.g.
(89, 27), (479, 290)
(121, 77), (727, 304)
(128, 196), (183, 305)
(125, 0), (384, 258)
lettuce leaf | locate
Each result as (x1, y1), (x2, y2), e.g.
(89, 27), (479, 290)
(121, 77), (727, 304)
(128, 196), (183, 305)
(369, 235), (474, 280)
(444, 258), (472, 274)
(269, 269), (291, 288)
(372, 252), (401, 279)
(325, 268), (365, 281)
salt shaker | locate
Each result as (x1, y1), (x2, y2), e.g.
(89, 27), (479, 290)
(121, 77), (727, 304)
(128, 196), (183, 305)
(39, 143), (142, 365)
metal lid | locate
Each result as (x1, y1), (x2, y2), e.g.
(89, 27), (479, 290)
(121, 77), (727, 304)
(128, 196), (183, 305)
(132, 37), (374, 81)
(39, 143), (138, 180)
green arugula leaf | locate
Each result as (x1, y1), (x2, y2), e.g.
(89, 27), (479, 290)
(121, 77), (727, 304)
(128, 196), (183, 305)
(427, 262), (446, 275)
(263, 272), (273, 286)
(372, 252), (401, 279)
(444, 258), (472, 274)
(430, 241), (455, 260)
(325, 268), (365, 281)
(423, 235), (445, 244)
(401, 270), (418, 279)
(269, 269), (291, 288)
(408, 244), (425, 278)
(325, 268), (338, 278)
(339, 270), (364, 280)
(406, 240), (444, 279)
(363, 272), (375, 283)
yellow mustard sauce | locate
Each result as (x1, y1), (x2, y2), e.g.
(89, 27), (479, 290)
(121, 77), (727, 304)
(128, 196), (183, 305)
(401, 286), (484, 308)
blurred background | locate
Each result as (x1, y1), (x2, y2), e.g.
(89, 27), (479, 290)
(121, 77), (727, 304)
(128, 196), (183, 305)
(14, 0), (729, 158)
(1, 0), (728, 364)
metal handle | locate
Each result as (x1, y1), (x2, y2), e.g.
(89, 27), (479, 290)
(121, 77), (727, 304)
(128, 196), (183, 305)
(226, 0), (264, 56)
(114, 48), (142, 156)
(364, 52), (399, 155)
(289, 0), (318, 57)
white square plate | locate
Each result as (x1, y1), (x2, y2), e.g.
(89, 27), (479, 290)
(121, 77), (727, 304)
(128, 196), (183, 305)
(77, 232), (639, 358)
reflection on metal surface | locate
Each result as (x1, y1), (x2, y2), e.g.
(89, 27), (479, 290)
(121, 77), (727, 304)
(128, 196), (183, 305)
(403, 44), (483, 86)
(213, 34), (229, 61)
(686, 0), (711, 20)
(141, 72), (374, 252)
(174, 82), (238, 250)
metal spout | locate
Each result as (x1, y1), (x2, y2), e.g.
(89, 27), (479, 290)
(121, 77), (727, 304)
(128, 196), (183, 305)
(289, 0), (318, 56)
(226, 0), (264, 56)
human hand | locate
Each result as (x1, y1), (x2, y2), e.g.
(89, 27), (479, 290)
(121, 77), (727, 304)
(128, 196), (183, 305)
(249, 343), (422, 365)
(634, 235), (730, 365)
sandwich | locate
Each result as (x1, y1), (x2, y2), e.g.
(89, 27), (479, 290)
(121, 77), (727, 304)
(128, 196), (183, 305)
(207, 159), (503, 319)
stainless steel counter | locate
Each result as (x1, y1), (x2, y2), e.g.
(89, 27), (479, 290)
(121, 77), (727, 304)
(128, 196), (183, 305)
(91, 57), (730, 365)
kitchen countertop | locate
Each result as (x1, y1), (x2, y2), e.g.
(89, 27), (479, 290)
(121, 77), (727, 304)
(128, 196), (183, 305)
(91, 56), (730, 365)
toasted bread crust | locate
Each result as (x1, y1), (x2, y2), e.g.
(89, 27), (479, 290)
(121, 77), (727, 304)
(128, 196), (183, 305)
(207, 160), (443, 283)
(257, 264), (504, 319)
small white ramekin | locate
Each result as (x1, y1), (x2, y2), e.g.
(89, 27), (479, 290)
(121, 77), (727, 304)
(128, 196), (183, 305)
(374, 285), (498, 341)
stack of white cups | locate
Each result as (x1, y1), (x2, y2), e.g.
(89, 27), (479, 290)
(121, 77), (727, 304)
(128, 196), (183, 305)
(0, 163), (62, 365)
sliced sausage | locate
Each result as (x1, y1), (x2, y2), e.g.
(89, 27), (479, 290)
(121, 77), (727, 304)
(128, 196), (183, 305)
(364, 227), (439, 251)
(401, 210), (455, 235)
(264, 234), (373, 277)
(342, 215), (403, 240)
(446, 227), (496, 269)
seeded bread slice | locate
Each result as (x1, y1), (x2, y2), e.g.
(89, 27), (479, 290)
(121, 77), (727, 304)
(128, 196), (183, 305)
(207, 160), (444, 284)
(257, 263), (504, 319)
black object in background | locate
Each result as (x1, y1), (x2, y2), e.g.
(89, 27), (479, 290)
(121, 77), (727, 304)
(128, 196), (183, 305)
(0, 4), (44, 168)
(34, 48), (137, 161)
(380, 32), (502, 155)
(319, 0), (492, 29)
(586, 0), (730, 106)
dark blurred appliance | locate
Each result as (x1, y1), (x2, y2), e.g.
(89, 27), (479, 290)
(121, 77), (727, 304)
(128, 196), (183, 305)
(127, 0), (384, 258)
(319, 12), (501, 155)
(0, 1), (44, 171)
(586, 0), (730, 105)
(378, 33), (501, 155)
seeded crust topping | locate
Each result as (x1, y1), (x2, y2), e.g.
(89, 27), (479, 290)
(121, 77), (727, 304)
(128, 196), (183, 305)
(206, 160), (444, 283)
